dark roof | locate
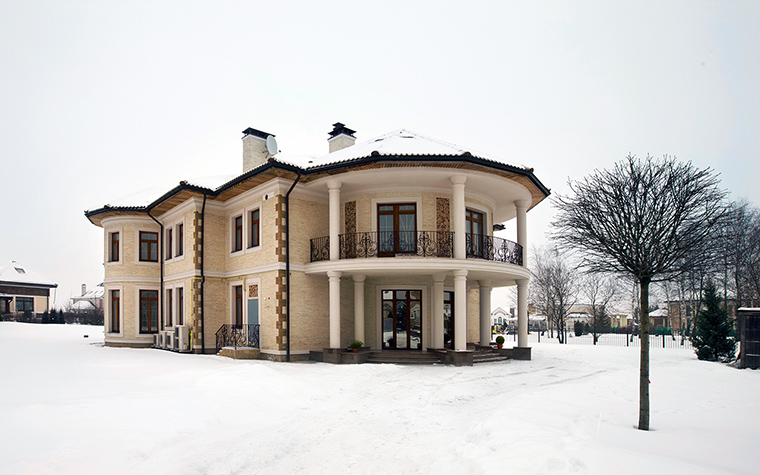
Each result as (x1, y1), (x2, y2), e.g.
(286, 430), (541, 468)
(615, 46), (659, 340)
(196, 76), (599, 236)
(242, 128), (273, 140)
(328, 122), (356, 139)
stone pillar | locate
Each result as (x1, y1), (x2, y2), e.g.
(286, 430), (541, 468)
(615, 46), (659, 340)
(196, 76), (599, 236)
(328, 271), (342, 348)
(479, 280), (492, 346)
(432, 273), (446, 348)
(516, 278), (528, 347)
(453, 269), (468, 351)
(515, 199), (530, 267)
(451, 176), (467, 259)
(328, 181), (342, 261)
(353, 274), (365, 343)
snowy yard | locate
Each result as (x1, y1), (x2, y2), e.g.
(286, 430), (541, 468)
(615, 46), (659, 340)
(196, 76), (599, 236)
(1, 323), (757, 475)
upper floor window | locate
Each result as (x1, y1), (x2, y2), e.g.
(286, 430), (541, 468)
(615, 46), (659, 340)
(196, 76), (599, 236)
(233, 215), (243, 252)
(109, 290), (120, 333)
(249, 209), (260, 248)
(166, 228), (173, 260)
(139, 231), (159, 262)
(176, 223), (184, 256)
(108, 232), (120, 262)
(378, 203), (417, 256)
(466, 209), (485, 257)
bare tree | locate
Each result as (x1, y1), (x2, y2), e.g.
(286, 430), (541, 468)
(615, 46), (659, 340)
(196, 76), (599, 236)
(552, 154), (727, 431)
(530, 246), (578, 344)
(583, 273), (617, 344)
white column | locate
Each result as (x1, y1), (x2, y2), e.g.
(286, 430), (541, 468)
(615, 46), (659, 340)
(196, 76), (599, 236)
(479, 280), (492, 346)
(516, 278), (528, 347)
(432, 273), (446, 348)
(453, 269), (468, 351)
(328, 181), (342, 261)
(515, 199), (530, 267)
(328, 271), (342, 348)
(353, 274), (365, 343)
(451, 175), (467, 259)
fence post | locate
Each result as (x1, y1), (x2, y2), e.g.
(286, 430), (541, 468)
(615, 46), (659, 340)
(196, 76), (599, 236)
(662, 332), (665, 348)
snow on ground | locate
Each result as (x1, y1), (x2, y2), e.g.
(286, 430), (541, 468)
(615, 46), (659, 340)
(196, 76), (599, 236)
(1, 323), (757, 475)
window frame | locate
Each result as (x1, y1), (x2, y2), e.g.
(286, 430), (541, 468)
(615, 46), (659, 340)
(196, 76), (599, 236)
(108, 231), (120, 262)
(176, 223), (184, 257)
(231, 214), (244, 253)
(165, 288), (173, 328)
(108, 288), (122, 334)
(15, 297), (34, 313)
(166, 228), (173, 260)
(177, 287), (184, 326)
(139, 231), (159, 263)
(138, 289), (159, 334)
(248, 208), (260, 249)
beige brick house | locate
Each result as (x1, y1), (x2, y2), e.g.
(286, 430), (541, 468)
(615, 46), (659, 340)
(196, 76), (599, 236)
(85, 123), (549, 363)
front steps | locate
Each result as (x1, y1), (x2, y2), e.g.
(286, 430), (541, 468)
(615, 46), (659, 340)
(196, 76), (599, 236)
(367, 350), (442, 365)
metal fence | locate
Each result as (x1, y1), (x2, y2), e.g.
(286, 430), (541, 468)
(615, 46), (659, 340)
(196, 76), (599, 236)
(500, 331), (694, 350)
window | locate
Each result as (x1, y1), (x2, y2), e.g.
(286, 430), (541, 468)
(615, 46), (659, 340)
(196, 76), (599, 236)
(166, 289), (173, 327)
(377, 203), (417, 256)
(466, 208), (485, 258)
(139, 290), (159, 333)
(249, 209), (260, 248)
(139, 232), (158, 262)
(16, 297), (34, 313)
(176, 224), (184, 256)
(234, 285), (243, 326)
(166, 229), (173, 260)
(233, 216), (243, 252)
(110, 290), (120, 333)
(177, 288), (184, 326)
(109, 232), (120, 262)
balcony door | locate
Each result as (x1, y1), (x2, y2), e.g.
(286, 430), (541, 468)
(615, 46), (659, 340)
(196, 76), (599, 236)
(466, 208), (485, 258)
(378, 203), (417, 257)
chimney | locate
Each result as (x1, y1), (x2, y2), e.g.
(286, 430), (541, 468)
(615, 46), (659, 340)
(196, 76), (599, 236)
(328, 122), (356, 153)
(81, 284), (87, 296)
(242, 127), (274, 173)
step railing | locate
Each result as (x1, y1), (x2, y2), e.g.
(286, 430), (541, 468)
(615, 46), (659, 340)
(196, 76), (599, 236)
(215, 323), (260, 350)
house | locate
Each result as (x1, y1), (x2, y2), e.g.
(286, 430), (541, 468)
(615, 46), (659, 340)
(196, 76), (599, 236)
(0, 261), (57, 319)
(491, 306), (513, 327)
(84, 124), (549, 364)
(71, 283), (105, 313)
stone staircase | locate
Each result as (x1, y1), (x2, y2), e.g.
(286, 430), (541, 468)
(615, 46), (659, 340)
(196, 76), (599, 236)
(366, 350), (442, 365)
(472, 347), (510, 364)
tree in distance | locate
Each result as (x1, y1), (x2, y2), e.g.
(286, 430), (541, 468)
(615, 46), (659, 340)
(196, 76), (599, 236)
(692, 281), (736, 362)
(552, 154), (727, 431)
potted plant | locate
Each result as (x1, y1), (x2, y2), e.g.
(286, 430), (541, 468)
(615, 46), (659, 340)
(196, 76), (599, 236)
(495, 335), (505, 349)
(349, 340), (364, 353)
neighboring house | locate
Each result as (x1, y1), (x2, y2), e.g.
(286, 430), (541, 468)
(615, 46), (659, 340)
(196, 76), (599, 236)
(491, 306), (513, 326)
(71, 283), (105, 313)
(85, 124), (549, 363)
(649, 306), (668, 329)
(0, 261), (57, 318)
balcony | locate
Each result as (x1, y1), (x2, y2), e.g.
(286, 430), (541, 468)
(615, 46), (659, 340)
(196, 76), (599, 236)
(310, 232), (522, 266)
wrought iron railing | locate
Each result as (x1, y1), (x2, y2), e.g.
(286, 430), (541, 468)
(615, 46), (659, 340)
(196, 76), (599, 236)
(341, 231), (453, 259)
(310, 236), (329, 262)
(466, 234), (523, 266)
(215, 323), (260, 349)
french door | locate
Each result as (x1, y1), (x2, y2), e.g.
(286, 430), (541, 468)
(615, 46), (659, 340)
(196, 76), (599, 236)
(466, 208), (485, 258)
(378, 203), (417, 257)
(382, 290), (422, 350)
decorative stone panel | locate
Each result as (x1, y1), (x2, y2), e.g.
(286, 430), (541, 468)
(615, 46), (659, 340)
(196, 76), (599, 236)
(436, 197), (450, 232)
(274, 196), (287, 263)
(345, 201), (356, 234)
(274, 269), (287, 351)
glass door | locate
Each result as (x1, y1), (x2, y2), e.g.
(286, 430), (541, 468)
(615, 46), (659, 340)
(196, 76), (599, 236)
(466, 209), (485, 258)
(443, 291), (454, 349)
(382, 290), (422, 350)
(378, 203), (417, 256)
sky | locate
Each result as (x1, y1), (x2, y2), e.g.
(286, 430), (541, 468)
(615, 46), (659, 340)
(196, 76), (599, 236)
(1, 0), (758, 308)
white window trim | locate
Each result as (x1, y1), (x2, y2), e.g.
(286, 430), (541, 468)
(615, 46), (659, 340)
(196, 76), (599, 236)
(105, 227), (123, 266)
(134, 228), (161, 266)
(230, 210), (245, 255)
(465, 202), (491, 237)
(134, 285), (160, 338)
(163, 218), (186, 264)
(229, 279), (245, 325)
(174, 284), (186, 327)
(375, 285), (429, 352)
(106, 285), (124, 336)
(370, 197), (423, 233)
(244, 202), (263, 254)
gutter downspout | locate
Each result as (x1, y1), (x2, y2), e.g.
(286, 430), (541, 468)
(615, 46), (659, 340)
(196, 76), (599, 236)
(285, 170), (302, 362)
(147, 209), (164, 332)
(200, 194), (207, 352)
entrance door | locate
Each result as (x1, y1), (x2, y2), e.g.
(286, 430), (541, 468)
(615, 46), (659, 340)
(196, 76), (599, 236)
(443, 291), (455, 349)
(382, 290), (422, 350)
(378, 203), (417, 256)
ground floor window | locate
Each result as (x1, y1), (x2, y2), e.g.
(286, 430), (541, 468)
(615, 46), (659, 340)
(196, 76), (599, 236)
(139, 290), (158, 333)
(110, 290), (120, 333)
(382, 289), (422, 350)
(234, 285), (243, 326)
(177, 288), (184, 326)
(15, 297), (34, 313)
(165, 289), (173, 327)
(444, 291), (455, 349)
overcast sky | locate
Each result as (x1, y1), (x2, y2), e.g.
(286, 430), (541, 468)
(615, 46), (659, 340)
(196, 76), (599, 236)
(1, 0), (758, 309)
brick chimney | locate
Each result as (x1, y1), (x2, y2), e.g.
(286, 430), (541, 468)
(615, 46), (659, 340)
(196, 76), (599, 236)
(81, 284), (87, 296)
(328, 122), (356, 153)
(242, 127), (274, 173)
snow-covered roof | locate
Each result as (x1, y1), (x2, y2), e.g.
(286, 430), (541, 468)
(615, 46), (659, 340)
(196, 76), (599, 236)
(649, 308), (668, 317)
(71, 300), (97, 311)
(74, 283), (104, 300)
(295, 129), (528, 169)
(0, 261), (57, 288)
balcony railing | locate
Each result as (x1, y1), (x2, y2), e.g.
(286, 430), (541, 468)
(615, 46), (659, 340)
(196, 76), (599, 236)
(310, 231), (522, 266)
(215, 323), (260, 349)
(466, 233), (523, 266)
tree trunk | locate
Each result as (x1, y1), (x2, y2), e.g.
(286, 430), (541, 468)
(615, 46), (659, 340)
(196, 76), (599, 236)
(639, 278), (650, 431)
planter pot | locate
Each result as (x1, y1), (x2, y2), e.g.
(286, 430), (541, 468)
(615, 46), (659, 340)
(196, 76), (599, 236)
(352, 347), (358, 353)
(497, 343), (503, 349)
